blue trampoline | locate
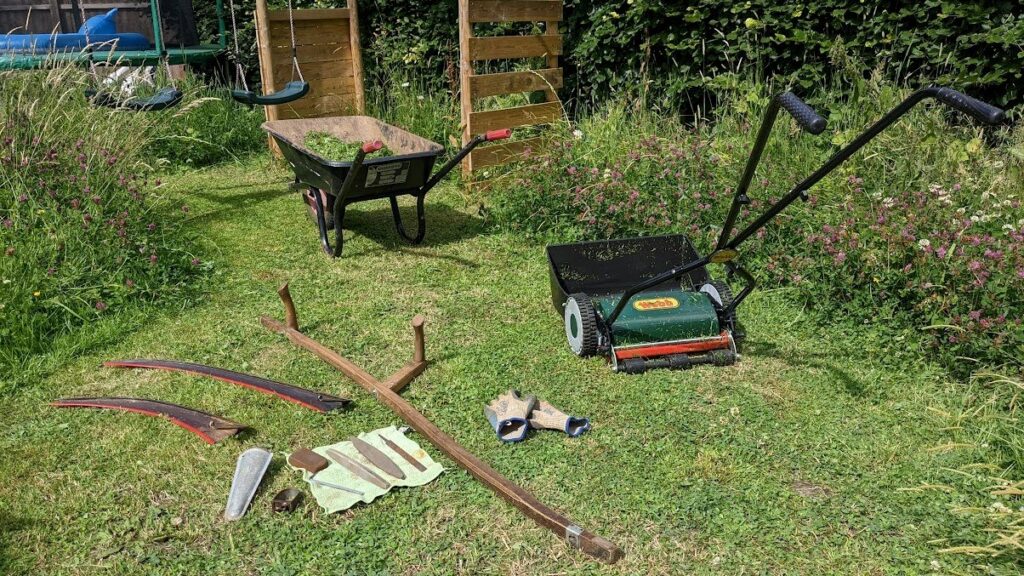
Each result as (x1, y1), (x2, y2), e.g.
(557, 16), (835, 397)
(0, 9), (151, 54)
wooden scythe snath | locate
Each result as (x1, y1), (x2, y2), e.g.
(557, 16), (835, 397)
(260, 283), (623, 564)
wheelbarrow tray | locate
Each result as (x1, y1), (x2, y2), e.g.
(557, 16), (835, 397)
(546, 234), (710, 312)
(263, 116), (445, 200)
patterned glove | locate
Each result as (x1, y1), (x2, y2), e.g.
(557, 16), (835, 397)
(483, 390), (537, 443)
(528, 399), (591, 437)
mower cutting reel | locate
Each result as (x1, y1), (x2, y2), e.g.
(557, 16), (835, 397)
(550, 87), (1005, 374)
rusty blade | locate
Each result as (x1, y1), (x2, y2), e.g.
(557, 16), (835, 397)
(378, 433), (427, 472)
(325, 448), (390, 490)
(351, 437), (406, 480)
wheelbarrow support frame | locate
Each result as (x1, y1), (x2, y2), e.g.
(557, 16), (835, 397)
(313, 129), (512, 257)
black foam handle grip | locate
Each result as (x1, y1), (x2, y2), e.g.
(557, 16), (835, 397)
(776, 92), (827, 135)
(931, 87), (1005, 125)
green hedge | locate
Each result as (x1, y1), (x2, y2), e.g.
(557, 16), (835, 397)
(564, 1), (1024, 111)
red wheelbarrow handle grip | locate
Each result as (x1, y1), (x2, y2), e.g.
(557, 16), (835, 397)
(484, 129), (512, 141)
(362, 140), (384, 153)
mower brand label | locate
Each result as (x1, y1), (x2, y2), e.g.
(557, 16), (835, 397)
(365, 161), (410, 188)
(633, 297), (680, 311)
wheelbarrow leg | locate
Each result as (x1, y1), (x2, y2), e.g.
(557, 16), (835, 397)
(389, 195), (426, 245)
(310, 188), (345, 257)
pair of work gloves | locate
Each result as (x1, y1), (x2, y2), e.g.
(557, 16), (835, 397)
(483, 390), (590, 443)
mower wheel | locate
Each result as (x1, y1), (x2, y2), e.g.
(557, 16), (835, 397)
(564, 293), (599, 357)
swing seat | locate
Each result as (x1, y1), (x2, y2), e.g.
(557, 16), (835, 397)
(85, 87), (184, 112)
(231, 81), (310, 107)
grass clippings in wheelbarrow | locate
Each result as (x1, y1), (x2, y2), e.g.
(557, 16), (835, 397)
(305, 131), (395, 161)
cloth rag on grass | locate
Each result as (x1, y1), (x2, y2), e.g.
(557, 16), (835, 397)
(287, 425), (443, 514)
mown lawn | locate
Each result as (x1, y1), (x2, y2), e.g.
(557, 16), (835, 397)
(0, 159), (1004, 574)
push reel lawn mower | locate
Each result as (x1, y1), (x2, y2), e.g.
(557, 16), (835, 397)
(548, 87), (1005, 374)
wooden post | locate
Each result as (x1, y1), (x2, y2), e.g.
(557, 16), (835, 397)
(259, 286), (623, 564)
(412, 315), (425, 364)
(254, 0), (279, 153)
(278, 283), (298, 330)
(48, 0), (65, 33)
(544, 17), (559, 103)
(458, 0), (474, 174)
(348, 0), (365, 114)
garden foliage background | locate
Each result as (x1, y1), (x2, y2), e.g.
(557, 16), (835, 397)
(197, 0), (1024, 111)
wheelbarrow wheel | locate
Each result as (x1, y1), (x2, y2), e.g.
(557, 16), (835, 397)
(564, 293), (598, 357)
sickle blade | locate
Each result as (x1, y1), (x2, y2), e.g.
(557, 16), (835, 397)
(351, 437), (406, 479)
(104, 359), (350, 413)
(51, 397), (246, 444)
(325, 448), (390, 490)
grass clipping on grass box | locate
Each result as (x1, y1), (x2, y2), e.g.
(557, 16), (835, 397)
(305, 132), (395, 161)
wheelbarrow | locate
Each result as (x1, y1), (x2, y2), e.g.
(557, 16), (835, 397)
(549, 88), (1005, 373)
(263, 116), (511, 257)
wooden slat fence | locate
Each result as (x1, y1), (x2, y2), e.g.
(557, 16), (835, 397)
(458, 0), (564, 175)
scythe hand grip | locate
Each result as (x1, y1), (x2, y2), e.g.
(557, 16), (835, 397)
(777, 92), (827, 134)
(929, 87), (1005, 125)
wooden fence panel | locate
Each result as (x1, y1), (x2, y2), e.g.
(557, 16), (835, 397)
(459, 0), (563, 176)
(256, 0), (364, 154)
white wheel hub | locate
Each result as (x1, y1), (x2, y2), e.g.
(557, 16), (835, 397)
(564, 297), (586, 356)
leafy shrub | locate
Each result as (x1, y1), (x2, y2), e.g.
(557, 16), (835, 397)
(0, 68), (205, 373)
(489, 78), (1024, 373)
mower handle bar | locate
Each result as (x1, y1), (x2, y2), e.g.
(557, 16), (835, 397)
(716, 91), (826, 250)
(604, 87), (1005, 328)
(726, 86), (1004, 247)
(420, 129), (513, 192)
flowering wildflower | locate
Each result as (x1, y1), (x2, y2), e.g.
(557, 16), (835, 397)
(95, 301), (108, 312)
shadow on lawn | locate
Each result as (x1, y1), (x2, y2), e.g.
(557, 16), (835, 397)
(0, 510), (31, 572)
(339, 202), (484, 263)
(188, 187), (294, 224)
(743, 339), (871, 397)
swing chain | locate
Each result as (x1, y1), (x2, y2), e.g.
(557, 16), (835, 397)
(286, 0), (303, 82)
(227, 0), (250, 93)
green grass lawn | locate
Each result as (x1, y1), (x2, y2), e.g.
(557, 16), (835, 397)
(0, 159), (1006, 574)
